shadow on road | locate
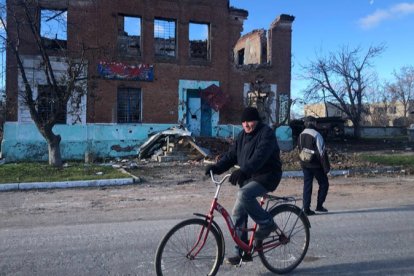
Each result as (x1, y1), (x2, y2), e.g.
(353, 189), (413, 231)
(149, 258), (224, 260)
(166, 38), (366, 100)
(258, 256), (414, 275)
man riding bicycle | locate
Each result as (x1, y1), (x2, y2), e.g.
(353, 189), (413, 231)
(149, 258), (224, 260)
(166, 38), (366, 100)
(205, 106), (283, 265)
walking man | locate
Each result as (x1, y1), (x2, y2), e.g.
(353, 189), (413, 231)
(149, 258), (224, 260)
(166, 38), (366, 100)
(298, 116), (330, 216)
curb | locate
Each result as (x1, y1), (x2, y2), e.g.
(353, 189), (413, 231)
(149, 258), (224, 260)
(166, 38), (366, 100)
(0, 167), (405, 192)
(282, 170), (351, 178)
(0, 178), (136, 192)
(283, 167), (404, 178)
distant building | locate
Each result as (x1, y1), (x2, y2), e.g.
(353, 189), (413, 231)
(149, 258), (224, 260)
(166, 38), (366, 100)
(304, 101), (414, 127)
(304, 102), (347, 119)
(364, 101), (414, 127)
(2, 0), (295, 161)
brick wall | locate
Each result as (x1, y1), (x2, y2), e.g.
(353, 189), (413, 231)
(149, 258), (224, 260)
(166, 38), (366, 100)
(6, 0), (294, 126)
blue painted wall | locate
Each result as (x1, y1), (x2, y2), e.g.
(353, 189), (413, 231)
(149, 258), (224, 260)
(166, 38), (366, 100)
(1, 122), (173, 162)
(213, 124), (293, 151)
(1, 122), (292, 162)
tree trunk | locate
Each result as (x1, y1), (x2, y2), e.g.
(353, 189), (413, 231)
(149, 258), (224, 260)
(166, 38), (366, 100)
(353, 121), (362, 138)
(47, 135), (63, 167)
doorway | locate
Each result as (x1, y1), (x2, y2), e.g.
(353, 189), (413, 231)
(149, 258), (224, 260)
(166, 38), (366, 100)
(186, 89), (212, 136)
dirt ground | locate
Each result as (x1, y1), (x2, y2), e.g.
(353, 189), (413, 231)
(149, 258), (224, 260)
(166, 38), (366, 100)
(1, 137), (413, 227)
(2, 161), (413, 230)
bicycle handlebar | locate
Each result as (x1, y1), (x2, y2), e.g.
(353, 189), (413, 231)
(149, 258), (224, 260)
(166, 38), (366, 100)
(209, 171), (231, 185)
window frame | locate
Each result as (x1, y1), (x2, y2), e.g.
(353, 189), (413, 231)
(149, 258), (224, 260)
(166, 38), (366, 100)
(117, 87), (142, 124)
(117, 14), (142, 58)
(189, 21), (210, 61)
(39, 8), (68, 50)
(154, 17), (177, 58)
(37, 85), (67, 124)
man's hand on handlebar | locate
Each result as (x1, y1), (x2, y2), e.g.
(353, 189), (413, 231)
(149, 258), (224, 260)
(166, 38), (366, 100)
(229, 169), (248, 186)
(205, 164), (220, 176)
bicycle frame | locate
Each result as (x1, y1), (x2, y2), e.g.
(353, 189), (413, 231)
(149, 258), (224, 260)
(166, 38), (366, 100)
(188, 172), (290, 259)
(156, 172), (311, 276)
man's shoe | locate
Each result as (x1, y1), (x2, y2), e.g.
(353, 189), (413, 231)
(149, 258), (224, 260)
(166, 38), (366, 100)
(316, 206), (328, 212)
(304, 209), (316, 216)
(225, 254), (252, 265)
(255, 221), (277, 240)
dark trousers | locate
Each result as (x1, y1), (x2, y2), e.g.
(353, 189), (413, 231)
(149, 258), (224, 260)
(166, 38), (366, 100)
(232, 181), (271, 256)
(303, 167), (329, 210)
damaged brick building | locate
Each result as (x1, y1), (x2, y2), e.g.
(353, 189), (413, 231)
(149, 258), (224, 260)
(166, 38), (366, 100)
(2, 0), (294, 161)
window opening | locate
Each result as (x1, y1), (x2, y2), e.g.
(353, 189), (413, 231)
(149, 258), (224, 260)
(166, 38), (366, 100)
(154, 18), (176, 57)
(238, 48), (245, 65)
(189, 22), (209, 60)
(117, 88), (142, 123)
(37, 85), (67, 124)
(40, 9), (67, 49)
(118, 15), (141, 57)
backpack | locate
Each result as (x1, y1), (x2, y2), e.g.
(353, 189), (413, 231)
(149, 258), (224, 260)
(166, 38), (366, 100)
(298, 133), (317, 163)
(299, 147), (316, 162)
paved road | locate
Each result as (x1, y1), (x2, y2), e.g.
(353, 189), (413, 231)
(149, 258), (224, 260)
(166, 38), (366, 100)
(1, 205), (413, 275)
(1, 175), (414, 275)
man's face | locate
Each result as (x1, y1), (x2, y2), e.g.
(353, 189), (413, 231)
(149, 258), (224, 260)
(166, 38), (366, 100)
(242, 120), (258, 134)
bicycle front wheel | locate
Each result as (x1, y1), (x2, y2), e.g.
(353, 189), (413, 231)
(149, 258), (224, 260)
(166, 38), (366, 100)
(257, 204), (310, 274)
(155, 218), (223, 276)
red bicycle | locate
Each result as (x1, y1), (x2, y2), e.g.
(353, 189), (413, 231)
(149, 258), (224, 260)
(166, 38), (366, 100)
(155, 172), (311, 275)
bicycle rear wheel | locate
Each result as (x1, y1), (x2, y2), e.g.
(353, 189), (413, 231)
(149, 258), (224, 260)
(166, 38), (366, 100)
(155, 218), (223, 276)
(257, 204), (310, 274)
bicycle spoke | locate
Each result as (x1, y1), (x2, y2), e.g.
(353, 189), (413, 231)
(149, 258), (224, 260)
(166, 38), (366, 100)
(258, 205), (309, 274)
(155, 218), (222, 276)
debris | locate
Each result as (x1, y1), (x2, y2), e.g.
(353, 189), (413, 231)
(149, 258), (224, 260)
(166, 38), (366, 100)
(118, 168), (141, 183)
(137, 126), (215, 162)
(138, 126), (191, 159)
(187, 140), (209, 157)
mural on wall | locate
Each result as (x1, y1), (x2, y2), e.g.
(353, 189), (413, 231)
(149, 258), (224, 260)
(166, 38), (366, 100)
(200, 84), (229, 112)
(279, 94), (289, 123)
(178, 80), (220, 137)
(97, 61), (154, 81)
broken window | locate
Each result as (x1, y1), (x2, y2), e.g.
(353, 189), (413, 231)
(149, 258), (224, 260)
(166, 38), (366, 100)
(154, 18), (176, 57)
(118, 15), (141, 57)
(189, 22), (209, 60)
(117, 87), (141, 123)
(237, 48), (245, 65)
(37, 85), (67, 124)
(40, 9), (67, 50)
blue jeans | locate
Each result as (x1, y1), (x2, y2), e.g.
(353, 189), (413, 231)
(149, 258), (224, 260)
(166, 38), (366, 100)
(303, 167), (329, 210)
(232, 181), (272, 256)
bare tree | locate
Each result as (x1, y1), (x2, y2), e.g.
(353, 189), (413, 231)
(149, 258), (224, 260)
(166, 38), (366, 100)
(301, 45), (385, 137)
(364, 81), (394, 126)
(386, 66), (414, 123)
(1, 0), (88, 167)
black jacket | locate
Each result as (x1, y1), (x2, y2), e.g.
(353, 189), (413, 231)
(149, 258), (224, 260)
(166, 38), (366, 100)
(215, 122), (282, 191)
(298, 126), (330, 173)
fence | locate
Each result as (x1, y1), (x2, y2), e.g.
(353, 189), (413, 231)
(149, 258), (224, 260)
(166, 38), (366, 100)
(344, 126), (407, 138)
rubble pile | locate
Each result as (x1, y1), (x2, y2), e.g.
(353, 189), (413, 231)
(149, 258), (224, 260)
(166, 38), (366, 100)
(133, 127), (410, 173)
(136, 127), (371, 171)
(280, 146), (376, 171)
(138, 126), (210, 162)
(194, 137), (231, 161)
